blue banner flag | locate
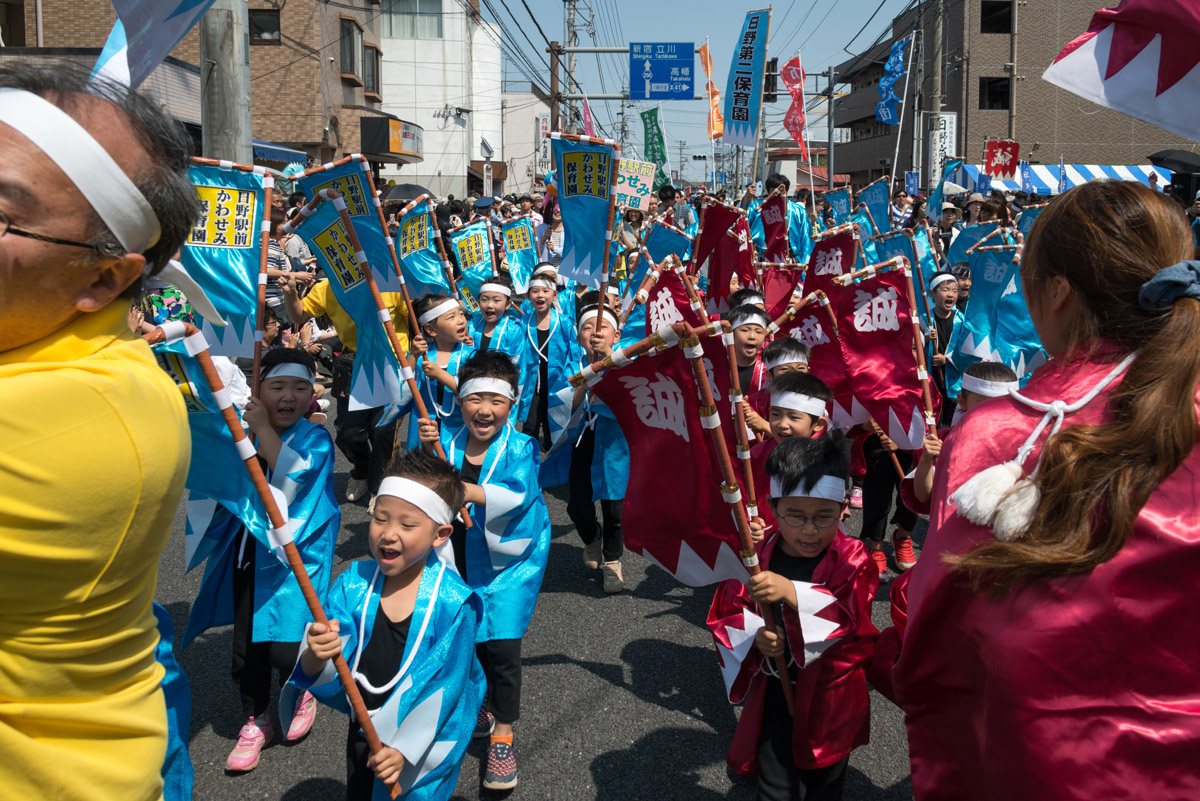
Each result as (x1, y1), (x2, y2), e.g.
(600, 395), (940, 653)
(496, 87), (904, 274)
(296, 202), (407, 410)
(946, 222), (1002, 267)
(875, 38), (908, 124)
(858, 180), (891, 234)
(874, 230), (937, 328)
(976, 173), (993, 195)
(644, 222), (692, 264)
(1018, 204), (1045, 238)
(552, 135), (616, 288)
(955, 248), (1047, 380)
(297, 160), (411, 298)
(847, 207), (879, 264)
(1020, 161), (1034, 194)
(905, 171), (920, 196)
(1057, 155), (1067, 194)
(448, 221), (496, 302)
(502, 216), (539, 292)
(92, 0), (217, 88)
(396, 200), (451, 298)
(150, 338), (273, 572)
(929, 158), (963, 219)
(825, 188), (852, 223)
(722, 10), (771, 147)
(181, 164), (265, 358)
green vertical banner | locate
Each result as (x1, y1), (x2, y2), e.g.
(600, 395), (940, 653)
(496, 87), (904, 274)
(641, 106), (671, 190)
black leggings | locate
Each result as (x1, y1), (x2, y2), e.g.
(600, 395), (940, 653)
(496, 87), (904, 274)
(860, 434), (916, 544)
(567, 426), (624, 562)
(230, 540), (301, 719)
(756, 676), (849, 801)
(477, 639), (523, 725)
(525, 373), (552, 450)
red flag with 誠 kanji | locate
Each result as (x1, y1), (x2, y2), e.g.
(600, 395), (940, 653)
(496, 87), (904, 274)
(592, 345), (748, 586)
(706, 216), (757, 314)
(692, 201), (740, 273)
(778, 294), (868, 431)
(762, 267), (804, 321)
(831, 267), (935, 449)
(759, 193), (790, 262)
(641, 268), (705, 339)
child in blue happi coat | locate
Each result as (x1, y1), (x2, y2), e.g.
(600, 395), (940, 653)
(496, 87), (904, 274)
(184, 348), (339, 773)
(417, 350), (551, 792)
(522, 272), (579, 451)
(565, 294), (630, 593)
(926, 271), (966, 426)
(406, 294), (475, 451)
(282, 450), (485, 800)
(470, 273), (533, 422)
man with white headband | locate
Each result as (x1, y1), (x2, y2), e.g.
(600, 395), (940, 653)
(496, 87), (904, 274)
(708, 434), (878, 800)
(0, 63), (203, 799)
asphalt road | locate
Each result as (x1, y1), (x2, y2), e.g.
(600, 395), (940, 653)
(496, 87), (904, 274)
(155, 419), (921, 800)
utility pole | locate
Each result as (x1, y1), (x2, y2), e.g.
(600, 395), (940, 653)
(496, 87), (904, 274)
(678, 140), (686, 184)
(1008, 0), (1019, 139)
(549, 41), (561, 132)
(826, 68), (837, 189)
(565, 0), (578, 132)
(200, 0), (252, 163)
(928, 0), (943, 184)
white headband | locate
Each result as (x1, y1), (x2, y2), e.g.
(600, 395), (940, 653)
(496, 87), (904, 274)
(579, 306), (620, 332)
(731, 312), (771, 330)
(741, 293), (765, 306)
(418, 299), (461, 325)
(479, 282), (513, 298)
(262, 362), (316, 383)
(376, 476), (453, 525)
(769, 474), (847, 503)
(458, 377), (516, 400)
(960, 373), (1019, 398)
(929, 273), (958, 290)
(0, 89), (161, 254)
(770, 392), (827, 417)
(533, 265), (558, 277)
(528, 278), (557, 291)
(765, 354), (808, 371)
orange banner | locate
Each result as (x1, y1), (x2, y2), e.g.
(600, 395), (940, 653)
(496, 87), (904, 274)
(699, 42), (724, 140)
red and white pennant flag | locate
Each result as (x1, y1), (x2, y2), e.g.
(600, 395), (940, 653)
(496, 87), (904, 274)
(779, 55), (810, 160)
(1042, 0), (1200, 142)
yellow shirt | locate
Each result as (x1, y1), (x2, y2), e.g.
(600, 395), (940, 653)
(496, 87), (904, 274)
(0, 302), (190, 800)
(301, 280), (411, 354)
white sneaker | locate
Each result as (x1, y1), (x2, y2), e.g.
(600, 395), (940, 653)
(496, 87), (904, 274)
(345, 477), (368, 502)
(316, 398), (331, 412)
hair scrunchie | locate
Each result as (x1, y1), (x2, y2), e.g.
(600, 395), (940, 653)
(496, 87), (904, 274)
(1139, 260), (1200, 311)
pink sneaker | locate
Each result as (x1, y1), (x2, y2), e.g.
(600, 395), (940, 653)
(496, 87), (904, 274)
(849, 486), (863, 509)
(286, 690), (317, 742)
(226, 714), (273, 772)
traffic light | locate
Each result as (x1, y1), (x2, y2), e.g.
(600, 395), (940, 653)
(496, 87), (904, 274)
(692, 154), (707, 160)
(764, 57), (779, 103)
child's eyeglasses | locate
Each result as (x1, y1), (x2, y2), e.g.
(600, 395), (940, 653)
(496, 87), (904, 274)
(778, 512), (839, 530)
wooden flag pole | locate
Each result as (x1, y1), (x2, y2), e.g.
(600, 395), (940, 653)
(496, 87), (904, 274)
(284, 190), (472, 529)
(144, 323), (402, 799)
(679, 327), (796, 716)
(189, 157), (275, 397)
(617, 260), (664, 327)
(721, 319), (761, 521)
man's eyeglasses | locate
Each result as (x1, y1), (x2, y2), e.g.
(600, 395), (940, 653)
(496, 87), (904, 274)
(778, 512), (840, 530)
(0, 209), (94, 250)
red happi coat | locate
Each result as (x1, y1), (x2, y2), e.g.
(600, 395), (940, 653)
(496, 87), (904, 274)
(708, 529), (879, 774)
(881, 342), (1200, 800)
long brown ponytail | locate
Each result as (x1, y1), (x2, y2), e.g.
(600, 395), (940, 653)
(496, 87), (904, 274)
(952, 181), (1200, 595)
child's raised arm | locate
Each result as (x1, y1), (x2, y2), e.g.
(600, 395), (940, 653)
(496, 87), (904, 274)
(913, 430), (942, 504)
(243, 397), (284, 470)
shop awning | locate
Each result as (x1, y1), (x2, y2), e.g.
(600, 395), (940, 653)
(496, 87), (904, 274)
(951, 163), (1172, 195)
(251, 139), (308, 165)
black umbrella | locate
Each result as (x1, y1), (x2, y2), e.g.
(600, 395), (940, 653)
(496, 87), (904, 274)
(382, 182), (435, 204)
(1147, 150), (1200, 175)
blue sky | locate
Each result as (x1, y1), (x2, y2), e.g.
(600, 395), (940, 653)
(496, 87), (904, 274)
(483, 0), (912, 179)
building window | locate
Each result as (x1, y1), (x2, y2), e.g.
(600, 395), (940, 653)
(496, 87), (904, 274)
(364, 46), (382, 99)
(249, 10), (281, 44)
(381, 0), (443, 40)
(980, 1), (1013, 34)
(979, 76), (1011, 109)
(341, 18), (363, 83)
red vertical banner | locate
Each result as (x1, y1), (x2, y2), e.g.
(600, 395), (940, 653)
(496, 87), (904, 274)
(708, 217), (757, 313)
(760, 193), (790, 262)
(984, 140), (1020, 181)
(779, 55), (809, 159)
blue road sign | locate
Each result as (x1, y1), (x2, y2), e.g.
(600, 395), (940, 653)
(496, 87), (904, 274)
(629, 42), (694, 101)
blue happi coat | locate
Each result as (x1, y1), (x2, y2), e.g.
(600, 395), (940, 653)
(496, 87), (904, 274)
(405, 341), (475, 450)
(929, 307), (967, 400)
(154, 604), (193, 801)
(281, 557), (485, 801)
(470, 309), (534, 421)
(443, 423), (551, 642)
(184, 419), (339, 645)
(539, 358), (629, 499)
